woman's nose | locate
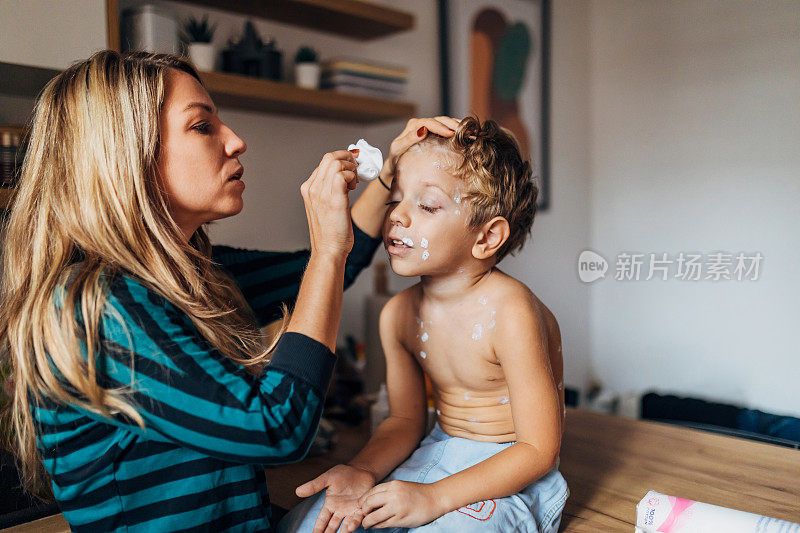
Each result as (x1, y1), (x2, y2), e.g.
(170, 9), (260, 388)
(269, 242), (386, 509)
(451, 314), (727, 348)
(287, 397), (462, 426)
(224, 126), (247, 157)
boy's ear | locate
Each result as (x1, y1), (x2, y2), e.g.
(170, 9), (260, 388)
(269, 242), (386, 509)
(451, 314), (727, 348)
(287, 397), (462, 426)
(472, 216), (510, 260)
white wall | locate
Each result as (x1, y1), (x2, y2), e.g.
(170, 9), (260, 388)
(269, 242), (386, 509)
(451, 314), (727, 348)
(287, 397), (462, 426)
(0, 0), (107, 70)
(502, 0), (593, 394)
(586, 0), (800, 417)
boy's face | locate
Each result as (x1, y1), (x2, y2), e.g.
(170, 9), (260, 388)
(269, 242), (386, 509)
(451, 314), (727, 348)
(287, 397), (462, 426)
(382, 146), (478, 277)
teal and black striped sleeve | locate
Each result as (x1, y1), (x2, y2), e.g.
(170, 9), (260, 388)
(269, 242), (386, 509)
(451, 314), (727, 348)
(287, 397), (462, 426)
(92, 276), (335, 464)
(211, 220), (382, 327)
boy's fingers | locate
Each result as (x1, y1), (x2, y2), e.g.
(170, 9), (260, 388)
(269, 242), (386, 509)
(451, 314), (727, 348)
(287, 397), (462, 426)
(323, 513), (344, 533)
(362, 506), (394, 529)
(296, 474), (326, 497)
(312, 507), (333, 533)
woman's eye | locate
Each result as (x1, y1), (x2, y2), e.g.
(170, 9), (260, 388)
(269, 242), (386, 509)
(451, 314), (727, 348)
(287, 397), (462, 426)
(419, 203), (439, 213)
(192, 122), (211, 134)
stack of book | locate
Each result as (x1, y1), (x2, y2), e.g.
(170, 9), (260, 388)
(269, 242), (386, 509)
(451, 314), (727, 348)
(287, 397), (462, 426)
(321, 58), (407, 100)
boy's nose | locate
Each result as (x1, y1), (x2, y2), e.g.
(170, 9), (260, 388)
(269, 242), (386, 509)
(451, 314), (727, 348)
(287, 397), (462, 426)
(389, 204), (411, 228)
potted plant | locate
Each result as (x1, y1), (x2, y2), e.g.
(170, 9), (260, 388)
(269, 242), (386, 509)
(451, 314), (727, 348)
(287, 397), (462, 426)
(294, 46), (320, 89)
(182, 14), (217, 71)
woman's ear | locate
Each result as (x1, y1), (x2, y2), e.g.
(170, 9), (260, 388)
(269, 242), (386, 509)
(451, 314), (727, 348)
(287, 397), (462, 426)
(472, 216), (510, 260)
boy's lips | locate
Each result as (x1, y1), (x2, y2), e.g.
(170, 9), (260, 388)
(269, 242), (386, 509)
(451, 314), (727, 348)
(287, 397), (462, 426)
(385, 238), (414, 256)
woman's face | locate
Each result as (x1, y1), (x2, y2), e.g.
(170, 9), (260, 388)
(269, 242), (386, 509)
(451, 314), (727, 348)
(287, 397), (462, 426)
(156, 69), (247, 241)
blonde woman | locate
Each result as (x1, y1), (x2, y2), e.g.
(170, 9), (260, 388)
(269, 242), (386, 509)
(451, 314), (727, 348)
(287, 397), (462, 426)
(0, 50), (458, 531)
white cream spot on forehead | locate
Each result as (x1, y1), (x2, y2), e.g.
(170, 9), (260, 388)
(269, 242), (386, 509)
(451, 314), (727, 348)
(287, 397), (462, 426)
(420, 238), (428, 248)
(421, 332), (429, 342)
(472, 323), (483, 340)
(420, 351), (427, 359)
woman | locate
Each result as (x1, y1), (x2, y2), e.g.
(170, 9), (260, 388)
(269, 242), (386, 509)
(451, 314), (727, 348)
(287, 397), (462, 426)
(0, 50), (457, 531)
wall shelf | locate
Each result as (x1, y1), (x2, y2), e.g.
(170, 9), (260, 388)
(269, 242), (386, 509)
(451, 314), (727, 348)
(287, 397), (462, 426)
(174, 0), (415, 40)
(105, 0), (417, 122)
(199, 70), (414, 122)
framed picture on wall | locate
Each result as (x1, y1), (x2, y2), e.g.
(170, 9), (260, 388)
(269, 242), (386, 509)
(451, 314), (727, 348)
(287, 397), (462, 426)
(439, 0), (551, 211)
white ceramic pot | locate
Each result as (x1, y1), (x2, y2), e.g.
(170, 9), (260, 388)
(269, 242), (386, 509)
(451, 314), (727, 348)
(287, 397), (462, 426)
(295, 62), (321, 89)
(187, 42), (216, 71)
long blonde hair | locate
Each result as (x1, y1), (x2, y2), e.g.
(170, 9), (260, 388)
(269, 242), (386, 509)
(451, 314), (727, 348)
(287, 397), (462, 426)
(0, 50), (283, 495)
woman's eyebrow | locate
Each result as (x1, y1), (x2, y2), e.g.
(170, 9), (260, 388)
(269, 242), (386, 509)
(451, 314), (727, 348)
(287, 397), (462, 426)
(183, 102), (216, 114)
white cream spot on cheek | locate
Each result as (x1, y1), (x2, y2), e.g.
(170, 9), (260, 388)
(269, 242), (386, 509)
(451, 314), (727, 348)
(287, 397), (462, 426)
(401, 237), (414, 247)
(478, 296), (488, 305)
(498, 396), (510, 405)
(420, 238), (428, 248)
(420, 351), (427, 359)
(422, 250), (430, 261)
(471, 323), (483, 340)
(421, 332), (429, 342)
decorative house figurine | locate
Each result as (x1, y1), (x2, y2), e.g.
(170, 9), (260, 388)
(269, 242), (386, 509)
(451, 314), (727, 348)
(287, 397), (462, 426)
(221, 20), (282, 81)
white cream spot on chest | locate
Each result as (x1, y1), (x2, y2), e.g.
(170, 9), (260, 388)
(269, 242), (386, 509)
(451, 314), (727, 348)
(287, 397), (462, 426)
(471, 323), (483, 340)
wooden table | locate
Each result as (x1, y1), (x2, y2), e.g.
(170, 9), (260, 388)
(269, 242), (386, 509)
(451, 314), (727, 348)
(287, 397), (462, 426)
(265, 408), (800, 531)
(5, 408), (798, 532)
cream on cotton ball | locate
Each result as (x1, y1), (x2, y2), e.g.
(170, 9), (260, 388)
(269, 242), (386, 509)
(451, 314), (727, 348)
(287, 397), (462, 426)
(347, 139), (383, 180)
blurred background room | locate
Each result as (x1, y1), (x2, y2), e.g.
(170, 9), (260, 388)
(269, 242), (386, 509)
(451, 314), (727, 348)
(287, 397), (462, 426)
(1, 0), (798, 530)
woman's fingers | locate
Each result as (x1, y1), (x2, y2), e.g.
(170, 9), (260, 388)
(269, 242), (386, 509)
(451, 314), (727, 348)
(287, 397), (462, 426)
(341, 512), (364, 533)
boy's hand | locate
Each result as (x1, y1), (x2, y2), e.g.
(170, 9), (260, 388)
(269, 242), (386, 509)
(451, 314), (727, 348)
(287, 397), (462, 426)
(358, 480), (445, 529)
(295, 464), (376, 533)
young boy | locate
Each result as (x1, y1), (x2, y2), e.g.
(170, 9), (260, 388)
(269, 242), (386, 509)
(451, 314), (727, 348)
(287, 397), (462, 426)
(279, 117), (568, 533)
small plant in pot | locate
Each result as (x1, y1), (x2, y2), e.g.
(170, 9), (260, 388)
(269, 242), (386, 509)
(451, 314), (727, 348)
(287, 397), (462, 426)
(182, 14), (217, 71)
(294, 46), (320, 89)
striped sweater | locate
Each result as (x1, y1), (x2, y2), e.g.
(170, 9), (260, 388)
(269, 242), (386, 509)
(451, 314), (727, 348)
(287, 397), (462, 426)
(33, 223), (381, 532)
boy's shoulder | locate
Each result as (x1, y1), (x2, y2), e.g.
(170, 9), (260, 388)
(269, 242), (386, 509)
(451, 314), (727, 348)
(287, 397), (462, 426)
(488, 269), (558, 331)
(379, 283), (422, 327)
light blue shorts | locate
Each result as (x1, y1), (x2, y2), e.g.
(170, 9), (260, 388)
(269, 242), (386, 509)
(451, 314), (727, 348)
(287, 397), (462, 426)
(278, 423), (570, 533)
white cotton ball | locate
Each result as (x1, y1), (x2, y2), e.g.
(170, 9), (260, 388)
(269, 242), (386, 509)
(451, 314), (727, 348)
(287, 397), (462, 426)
(347, 139), (383, 180)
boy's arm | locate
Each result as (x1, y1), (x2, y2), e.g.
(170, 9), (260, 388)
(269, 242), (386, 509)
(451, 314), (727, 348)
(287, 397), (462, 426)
(293, 292), (428, 533)
(359, 294), (562, 529)
(348, 292), (429, 478)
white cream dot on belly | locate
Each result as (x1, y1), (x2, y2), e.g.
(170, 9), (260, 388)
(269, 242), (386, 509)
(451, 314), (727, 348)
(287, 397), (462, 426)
(471, 323), (483, 340)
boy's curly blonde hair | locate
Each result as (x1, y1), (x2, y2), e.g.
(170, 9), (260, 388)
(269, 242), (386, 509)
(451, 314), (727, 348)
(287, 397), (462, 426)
(416, 115), (538, 262)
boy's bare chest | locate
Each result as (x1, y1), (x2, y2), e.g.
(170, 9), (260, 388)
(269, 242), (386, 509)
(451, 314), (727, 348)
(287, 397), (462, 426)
(402, 304), (506, 391)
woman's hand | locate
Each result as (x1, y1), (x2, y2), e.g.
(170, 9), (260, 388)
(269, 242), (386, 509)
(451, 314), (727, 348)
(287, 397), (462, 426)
(379, 116), (462, 188)
(358, 480), (445, 529)
(300, 150), (359, 259)
(295, 464), (377, 533)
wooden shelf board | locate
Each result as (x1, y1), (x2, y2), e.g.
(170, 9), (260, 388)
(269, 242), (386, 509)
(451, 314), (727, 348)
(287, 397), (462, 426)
(176, 0), (415, 40)
(198, 70), (415, 122)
